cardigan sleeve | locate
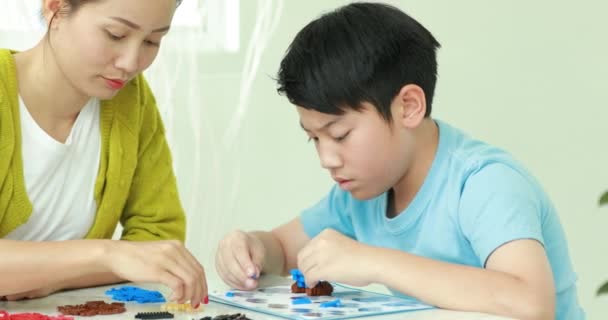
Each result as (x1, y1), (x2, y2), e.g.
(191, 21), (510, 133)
(119, 76), (186, 242)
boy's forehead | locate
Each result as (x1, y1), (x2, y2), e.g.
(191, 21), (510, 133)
(297, 102), (385, 132)
(297, 107), (344, 131)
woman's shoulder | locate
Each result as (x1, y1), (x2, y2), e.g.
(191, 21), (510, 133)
(0, 49), (17, 89)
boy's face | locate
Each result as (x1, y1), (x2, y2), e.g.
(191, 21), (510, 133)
(298, 102), (413, 200)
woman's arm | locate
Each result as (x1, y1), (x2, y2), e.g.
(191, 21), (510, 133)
(0, 239), (113, 296)
(0, 239), (207, 306)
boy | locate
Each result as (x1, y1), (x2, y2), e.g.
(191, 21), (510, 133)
(215, 3), (584, 320)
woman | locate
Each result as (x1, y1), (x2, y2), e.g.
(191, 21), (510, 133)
(0, 0), (207, 307)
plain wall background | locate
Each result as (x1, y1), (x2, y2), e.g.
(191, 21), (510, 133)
(1, 0), (606, 318)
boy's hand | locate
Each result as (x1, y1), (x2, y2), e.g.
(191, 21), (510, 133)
(106, 240), (207, 307)
(297, 229), (373, 287)
(215, 230), (265, 290)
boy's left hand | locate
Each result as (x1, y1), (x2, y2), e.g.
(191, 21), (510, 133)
(297, 229), (374, 287)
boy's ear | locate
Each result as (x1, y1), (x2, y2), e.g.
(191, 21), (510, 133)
(392, 84), (427, 129)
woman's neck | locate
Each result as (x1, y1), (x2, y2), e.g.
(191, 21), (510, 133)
(13, 40), (91, 143)
(14, 39), (90, 123)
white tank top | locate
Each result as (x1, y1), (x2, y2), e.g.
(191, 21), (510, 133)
(5, 97), (101, 241)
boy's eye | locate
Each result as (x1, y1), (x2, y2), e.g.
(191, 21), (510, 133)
(307, 137), (319, 143)
(334, 131), (350, 142)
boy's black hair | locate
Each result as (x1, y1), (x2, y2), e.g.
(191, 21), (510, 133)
(277, 2), (441, 120)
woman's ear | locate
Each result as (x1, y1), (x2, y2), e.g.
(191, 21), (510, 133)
(392, 84), (427, 129)
(42, 0), (66, 29)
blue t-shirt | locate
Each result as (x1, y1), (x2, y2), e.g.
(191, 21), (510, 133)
(300, 120), (584, 320)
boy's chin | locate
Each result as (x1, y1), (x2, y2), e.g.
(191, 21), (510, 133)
(349, 188), (383, 201)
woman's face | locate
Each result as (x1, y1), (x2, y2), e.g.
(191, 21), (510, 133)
(45, 0), (176, 99)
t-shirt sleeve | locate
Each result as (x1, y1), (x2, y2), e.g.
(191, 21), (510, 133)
(459, 163), (545, 267)
(300, 185), (356, 239)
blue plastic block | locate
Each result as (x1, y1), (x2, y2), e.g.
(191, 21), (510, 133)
(320, 299), (342, 308)
(292, 297), (312, 305)
(225, 292), (235, 297)
(290, 269), (307, 288)
(105, 286), (166, 303)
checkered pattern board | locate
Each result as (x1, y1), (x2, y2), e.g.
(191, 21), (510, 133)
(210, 284), (432, 320)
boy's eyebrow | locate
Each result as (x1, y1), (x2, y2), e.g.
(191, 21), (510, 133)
(300, 119), (339, 132)
(110, 17), (171, 33)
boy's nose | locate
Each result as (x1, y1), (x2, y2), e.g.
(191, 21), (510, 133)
(318, 147), (342, 169)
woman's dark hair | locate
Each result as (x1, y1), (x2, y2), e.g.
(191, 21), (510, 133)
(48, 0), (182, 29)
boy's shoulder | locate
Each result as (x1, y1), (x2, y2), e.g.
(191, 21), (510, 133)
(436, 120), (528, 176)
(435, 120), (546, 199)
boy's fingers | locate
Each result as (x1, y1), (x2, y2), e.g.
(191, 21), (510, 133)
(297, 244), (315, 272)
(303, 267), (321, 288)
(250, 248), (264, 279)
(245, 278), (259, 290)
(232, 244), (257, 279)
(217, 256), (248, 290)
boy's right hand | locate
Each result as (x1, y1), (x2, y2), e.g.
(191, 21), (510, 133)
(215, 230), (265, 290)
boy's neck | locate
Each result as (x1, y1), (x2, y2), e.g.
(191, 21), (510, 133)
(387, 119), (439, 218)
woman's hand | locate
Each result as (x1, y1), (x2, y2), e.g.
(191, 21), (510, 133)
(105, 240), (207, 307)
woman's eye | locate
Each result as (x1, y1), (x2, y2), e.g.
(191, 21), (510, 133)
(144, 40), (160, 47)
(106, 31), (124, 41)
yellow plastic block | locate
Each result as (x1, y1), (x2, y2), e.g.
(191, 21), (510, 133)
(160, 302), (202, 312)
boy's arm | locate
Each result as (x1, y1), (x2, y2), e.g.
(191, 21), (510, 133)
(370, 239), (555, 320)
(253, 218), (311, 276)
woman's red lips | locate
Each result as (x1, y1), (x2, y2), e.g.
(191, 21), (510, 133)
(104, 78), (125, 90)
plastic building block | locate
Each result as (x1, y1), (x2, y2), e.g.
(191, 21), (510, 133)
(0, 311), (74, 320)
(134, 311), (174, 319)
(320, 299), (342, 308)
(290, 282), (306, 294)
(208, 314), (252, 320)
(225, 292), (235, 297)
(161, 302), (201, 312)
(306, 281), (334, 296)
(289, 269), (334, 296)
(105, 286), (166, 303)
(57, 301), (125, 316)
(193, 314), (253, 320)
(291, 297), (312, 305)
(289, 269), (306, 288)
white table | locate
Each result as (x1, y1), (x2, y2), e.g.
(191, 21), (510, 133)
(0, 277), (514, 320)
